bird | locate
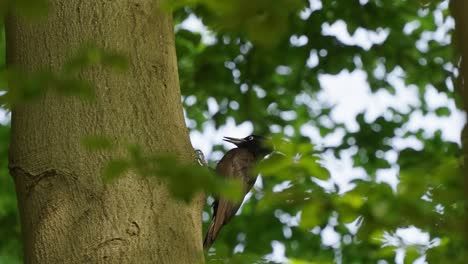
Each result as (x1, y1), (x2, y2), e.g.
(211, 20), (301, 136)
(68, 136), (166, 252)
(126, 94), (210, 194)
(203, 135), (271, 249)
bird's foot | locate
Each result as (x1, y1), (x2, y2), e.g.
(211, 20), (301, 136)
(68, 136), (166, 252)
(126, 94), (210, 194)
(195, 149), (208, 167)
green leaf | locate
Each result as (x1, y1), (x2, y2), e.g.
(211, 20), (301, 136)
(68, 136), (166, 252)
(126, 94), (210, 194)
(81, 136), (114, 151)
(404, 246), (420, 264)
(102, 159), (131, 182)
(289, 259), (333, 264)
(299, 202), (328, 229)
(299, 156), (330, 180)
(217, 178), (243, 201)
(256, 153), (290, 176)
(434, 106), (451, 117)
(64, 44), (128, 73)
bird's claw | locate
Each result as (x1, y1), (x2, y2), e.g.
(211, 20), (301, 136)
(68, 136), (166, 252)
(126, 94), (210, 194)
(195, 149), (208, 167)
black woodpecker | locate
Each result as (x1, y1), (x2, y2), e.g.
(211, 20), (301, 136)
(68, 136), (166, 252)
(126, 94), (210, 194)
(203, 135), (271, 249)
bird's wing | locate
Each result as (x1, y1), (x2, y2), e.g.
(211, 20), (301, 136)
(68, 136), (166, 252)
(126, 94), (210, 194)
(214, 148), (257, 223)
(216, 148), (256, 184)
(204, 148), (258, 249)
(203, 199), (241, 249)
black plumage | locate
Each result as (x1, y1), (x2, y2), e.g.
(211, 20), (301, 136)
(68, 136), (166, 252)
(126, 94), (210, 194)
(203, 135), (270, 249)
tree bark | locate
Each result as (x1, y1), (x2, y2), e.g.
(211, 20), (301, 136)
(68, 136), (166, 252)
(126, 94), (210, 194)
(6, 0), (204, 263)
(451, 0), (468, 251)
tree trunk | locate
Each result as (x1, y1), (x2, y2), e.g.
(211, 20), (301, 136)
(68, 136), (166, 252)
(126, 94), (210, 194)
(6, 0), (204, 263)
(451, 0), (468, 251)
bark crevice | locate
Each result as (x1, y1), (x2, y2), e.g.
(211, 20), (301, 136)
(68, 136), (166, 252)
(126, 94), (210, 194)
(9, 167), (76, 197)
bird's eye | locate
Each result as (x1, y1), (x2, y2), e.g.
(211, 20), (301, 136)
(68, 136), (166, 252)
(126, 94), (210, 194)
(248, 136), (254, 140)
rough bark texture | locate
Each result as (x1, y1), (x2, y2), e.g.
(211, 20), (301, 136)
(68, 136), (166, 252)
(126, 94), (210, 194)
(451, 0), (468, 247)
(7, 0), (204, 263)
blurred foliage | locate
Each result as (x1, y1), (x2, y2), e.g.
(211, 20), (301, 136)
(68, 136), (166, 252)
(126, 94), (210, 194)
(165, 0), (306, 47)
(0, 124), (21, 263)
(0, 43), (128, 109)
(82, 136), (243, 203)
(0, 0), (466, 264)
(171, 0), (465, 263)
(0, 0), (49, 20)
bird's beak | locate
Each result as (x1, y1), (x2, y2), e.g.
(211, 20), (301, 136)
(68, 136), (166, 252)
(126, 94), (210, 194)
(223, 137), (245, 146)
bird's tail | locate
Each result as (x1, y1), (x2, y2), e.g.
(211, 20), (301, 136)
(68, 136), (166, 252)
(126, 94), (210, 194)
(203, 216), (223, 250)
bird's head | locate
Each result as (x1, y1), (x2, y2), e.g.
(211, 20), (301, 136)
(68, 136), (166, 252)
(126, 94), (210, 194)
(223, 135), (272, 158)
